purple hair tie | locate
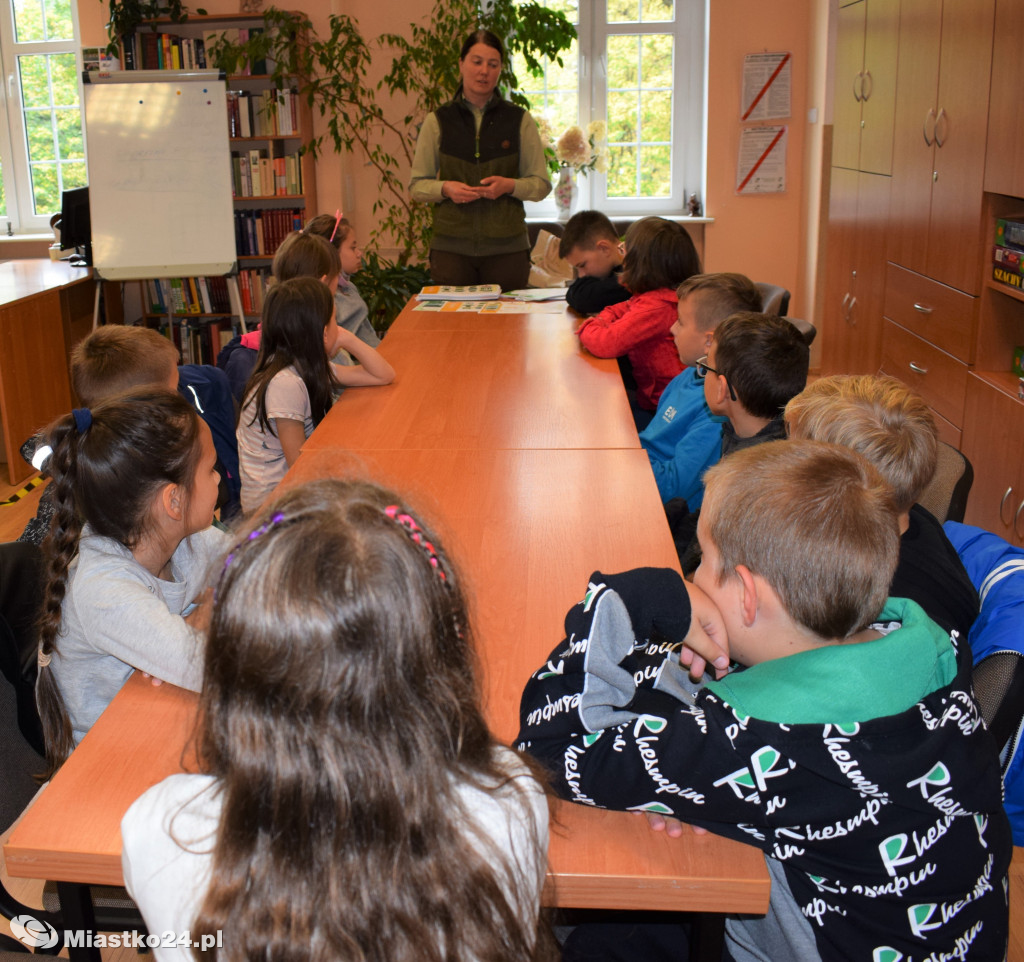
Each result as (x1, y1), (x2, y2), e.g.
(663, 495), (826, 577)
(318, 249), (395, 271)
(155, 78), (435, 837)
(224, 511), (286, 569)
(72, 408), (92, 434)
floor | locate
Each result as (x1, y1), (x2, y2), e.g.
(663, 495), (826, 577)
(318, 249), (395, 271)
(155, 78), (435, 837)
(2, 469), (1024, 960)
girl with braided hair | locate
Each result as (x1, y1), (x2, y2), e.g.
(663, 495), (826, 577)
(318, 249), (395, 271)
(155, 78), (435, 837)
(35, 390), (225, 776)
(121, 478), (552, 962)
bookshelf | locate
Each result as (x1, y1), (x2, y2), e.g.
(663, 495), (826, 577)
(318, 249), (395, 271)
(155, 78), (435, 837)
(120, 12), (319, 361)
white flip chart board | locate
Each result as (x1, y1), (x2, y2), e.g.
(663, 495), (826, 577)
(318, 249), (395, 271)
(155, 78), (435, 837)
(83, 70), (236, 281)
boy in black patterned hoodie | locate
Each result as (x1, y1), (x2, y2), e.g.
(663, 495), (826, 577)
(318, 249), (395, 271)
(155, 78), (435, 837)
(518, 440), (1010, 962)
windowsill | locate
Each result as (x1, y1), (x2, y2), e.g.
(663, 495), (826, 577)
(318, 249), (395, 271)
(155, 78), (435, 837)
(525, 214), (714, 225)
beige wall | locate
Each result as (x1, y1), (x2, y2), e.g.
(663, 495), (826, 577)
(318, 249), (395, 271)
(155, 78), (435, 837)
(78, 0), (827, 330)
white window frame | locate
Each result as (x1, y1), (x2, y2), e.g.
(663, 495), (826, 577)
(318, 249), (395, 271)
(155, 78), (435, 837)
(524, 0), (707, 218)
(0, 0), (84, 234)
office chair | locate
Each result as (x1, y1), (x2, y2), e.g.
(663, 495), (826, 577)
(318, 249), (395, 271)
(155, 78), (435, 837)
(918, 443), (974, 523)
(785, 318), (816, 348)
(755, 282), (790, 317)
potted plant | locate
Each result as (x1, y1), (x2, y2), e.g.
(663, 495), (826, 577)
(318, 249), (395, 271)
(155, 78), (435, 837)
(103, 0), (203, 60)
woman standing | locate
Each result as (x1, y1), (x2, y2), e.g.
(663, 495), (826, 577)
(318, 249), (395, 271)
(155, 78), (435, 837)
(409, 30), (551, 291)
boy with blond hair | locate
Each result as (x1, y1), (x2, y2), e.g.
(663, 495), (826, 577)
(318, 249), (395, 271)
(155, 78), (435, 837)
(19, 325), (239, 542)
(784, 373), (978, 640)
(518, 441), (1009, 962)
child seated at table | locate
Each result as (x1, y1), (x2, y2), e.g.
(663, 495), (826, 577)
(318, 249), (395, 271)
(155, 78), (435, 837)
(35, 390), (227, 776)
(19, 324), (242, 539)
(517, 440), (1010, 962)
(785, 374), (978, 640)
(640, 272), (764, 505)
(219, 231), (344, 400)
(303, 212), (381, 355)
(576, 217), (701, 429)
(122, 479), (551, 962)
(560, 210), (630, 315)
(236, 277), (394, 514)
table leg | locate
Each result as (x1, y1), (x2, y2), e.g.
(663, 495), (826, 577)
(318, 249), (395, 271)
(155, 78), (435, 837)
(690, 912), (725, 962)
(55, 882), (102, 962)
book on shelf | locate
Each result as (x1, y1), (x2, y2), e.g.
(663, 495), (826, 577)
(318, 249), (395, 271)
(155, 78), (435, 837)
(417, 284), (502, 301)
(994, 244), (1024, 276)
(993, 265), (1024, 291)
(995, 217), (1024, 253)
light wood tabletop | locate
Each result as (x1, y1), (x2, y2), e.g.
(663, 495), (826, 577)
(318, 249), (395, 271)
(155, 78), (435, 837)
(4, 298), (769, 922)
(303, 325), (640, 453)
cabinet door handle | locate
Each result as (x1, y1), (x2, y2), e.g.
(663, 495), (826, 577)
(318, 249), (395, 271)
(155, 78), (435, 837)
(841, 292), (851, 321)
(908, 361), (928, 375)
(923, 107), (935, 146)
(912, 302), (933, 314)
(853, 72), (863, 103)
(848, 295), (857, 323)
(1000, 487), (1014, 526)
(1016, 498), (1024, 540)
(934, 107), (947, 147)
(862, 70), (872, 101)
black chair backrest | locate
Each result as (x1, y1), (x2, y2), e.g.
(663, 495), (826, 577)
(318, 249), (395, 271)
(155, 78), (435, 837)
(755, 281), (791, 318)
(972, 651), (1024, 757)
(919, 443), (974, 524)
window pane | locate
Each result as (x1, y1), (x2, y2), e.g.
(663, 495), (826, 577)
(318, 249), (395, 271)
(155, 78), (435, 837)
(607, 144), (637, 195)
(30, 161), (58, 214)
(640, 0), (674, 22)
(13, 0), (45, 42)
(18, 56), (49, 108)
(55, 107), (82, 156)
(44, 0), (73, 40)
(26, 110), (56, 161)
(60, 159), (86, 190)
(606, 33), (673, 198)
(513, 0), (579, 144)
(608, 0), (639, 21)
(49, 52), (78, 104)
(609, 0), (673, 23)
(639, 143), (671, 196)
(0, 163), (6, 217)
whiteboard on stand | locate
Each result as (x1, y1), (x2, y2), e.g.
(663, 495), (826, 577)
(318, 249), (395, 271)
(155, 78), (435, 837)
(82, 70), (236, 281)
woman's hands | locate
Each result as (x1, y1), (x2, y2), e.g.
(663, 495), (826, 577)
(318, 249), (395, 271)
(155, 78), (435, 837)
(441, 177), (515, 203)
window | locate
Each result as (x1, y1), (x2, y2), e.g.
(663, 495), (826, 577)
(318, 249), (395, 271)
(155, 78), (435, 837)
(0, 0), (86, 233)
(514, 0), (706, 215)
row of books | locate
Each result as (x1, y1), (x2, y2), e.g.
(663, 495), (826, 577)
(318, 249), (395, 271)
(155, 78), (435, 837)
(146, 276), (236, 316)
(992, 217), (1024, 292)
(124, 27), (266, 74)
(235, 208), (304, 258)
(166, 316), (240, 367)
(227, 89), (300, 139)
(238, 268), (271, 316)
(231, 149), (303, 198)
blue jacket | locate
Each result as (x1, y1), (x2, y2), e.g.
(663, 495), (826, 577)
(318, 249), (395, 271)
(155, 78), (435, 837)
(944, 521), (1024, 844)
(638, 368), (724, 506)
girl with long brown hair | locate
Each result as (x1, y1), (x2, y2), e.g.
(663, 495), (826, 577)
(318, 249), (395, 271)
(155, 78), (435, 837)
(122, 478), (550, 962)
(36, 390), (225, 777)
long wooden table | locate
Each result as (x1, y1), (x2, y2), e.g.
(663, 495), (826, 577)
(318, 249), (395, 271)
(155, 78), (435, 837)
(4, 298), (768, 953)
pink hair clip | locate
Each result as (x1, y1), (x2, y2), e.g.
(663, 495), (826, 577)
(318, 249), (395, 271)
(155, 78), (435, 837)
(329, 209), (343, 243)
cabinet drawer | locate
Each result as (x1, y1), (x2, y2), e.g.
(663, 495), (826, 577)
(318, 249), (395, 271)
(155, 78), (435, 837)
(880, 320), (968, 427)
(883, 263), (976, 361)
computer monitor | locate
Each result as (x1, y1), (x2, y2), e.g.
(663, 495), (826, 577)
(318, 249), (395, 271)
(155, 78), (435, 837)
(58, 186), (92, 267)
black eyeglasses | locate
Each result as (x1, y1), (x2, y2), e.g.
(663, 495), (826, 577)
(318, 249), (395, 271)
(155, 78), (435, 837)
(694, 355), (738, 402)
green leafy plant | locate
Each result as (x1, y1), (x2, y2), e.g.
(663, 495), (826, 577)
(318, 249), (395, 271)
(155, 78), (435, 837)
(208, 1), (575, 268)
(351, 252), (431, 335)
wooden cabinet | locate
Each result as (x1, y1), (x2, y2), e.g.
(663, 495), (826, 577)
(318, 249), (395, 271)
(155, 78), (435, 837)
(886, 0), (995, 295)
(832, 0), (899, 175)
(984, 0), (1024, 197)
(961, 375), (1024, 545)
(821, 169), (890, 374)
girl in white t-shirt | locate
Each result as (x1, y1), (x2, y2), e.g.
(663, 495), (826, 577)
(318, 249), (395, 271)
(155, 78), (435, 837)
(235, 275), (394, 513)
(122, 479), (551, 962)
